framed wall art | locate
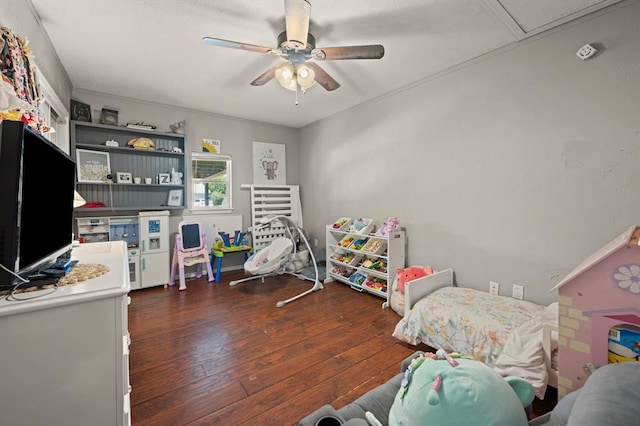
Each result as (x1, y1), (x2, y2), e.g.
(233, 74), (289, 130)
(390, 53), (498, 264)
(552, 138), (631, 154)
(100, 108), (119, 126)
(252, 141), (286, 185)
(76, 149), (110, 183)
(116, 172), (132, 184)
(70, 99), (92, 122)
(167, 189), (183, 207)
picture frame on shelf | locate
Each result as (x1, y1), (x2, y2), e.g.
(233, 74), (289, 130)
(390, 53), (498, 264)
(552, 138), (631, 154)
(116, 172), (132, 184)
(70, 99), (92, 122)
(100, 108), (119, 126)
(76, 149), (110, 183)
(158, 173), (171, 184)
(167, 189), (183, 207)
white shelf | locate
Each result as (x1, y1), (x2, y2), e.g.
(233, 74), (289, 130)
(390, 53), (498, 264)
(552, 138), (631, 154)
(325, 223), (405, 304)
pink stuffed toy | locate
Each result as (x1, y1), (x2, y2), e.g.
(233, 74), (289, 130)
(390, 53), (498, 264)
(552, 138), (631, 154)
(395, 265), (434, 294)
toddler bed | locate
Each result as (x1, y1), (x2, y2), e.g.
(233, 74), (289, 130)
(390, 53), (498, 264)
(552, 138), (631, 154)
(391, 268), (558, 399)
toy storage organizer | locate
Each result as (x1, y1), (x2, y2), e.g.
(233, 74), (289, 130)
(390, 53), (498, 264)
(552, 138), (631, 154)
(325, 218), (405, 306)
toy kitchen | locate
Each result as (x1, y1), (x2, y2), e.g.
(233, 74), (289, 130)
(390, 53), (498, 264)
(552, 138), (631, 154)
(76, 211), (170, 290)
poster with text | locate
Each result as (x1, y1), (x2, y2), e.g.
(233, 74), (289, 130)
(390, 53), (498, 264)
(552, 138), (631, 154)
(202, 138), (221, 153)
(253, 141), (286, 185)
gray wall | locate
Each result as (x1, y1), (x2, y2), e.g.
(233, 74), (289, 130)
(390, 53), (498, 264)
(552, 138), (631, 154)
(299, 1), (640, 305)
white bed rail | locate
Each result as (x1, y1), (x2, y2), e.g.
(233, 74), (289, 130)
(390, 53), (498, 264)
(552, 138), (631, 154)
(404, 268), (454, 317)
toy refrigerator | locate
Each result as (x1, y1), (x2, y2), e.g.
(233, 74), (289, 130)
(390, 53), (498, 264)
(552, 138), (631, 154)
(139, 210), (170, 288)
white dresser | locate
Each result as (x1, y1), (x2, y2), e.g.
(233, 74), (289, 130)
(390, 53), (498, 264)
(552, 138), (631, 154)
(0, 241), (131, 426)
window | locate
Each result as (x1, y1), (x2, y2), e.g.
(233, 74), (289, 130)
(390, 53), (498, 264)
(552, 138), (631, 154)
(37, 73), (69, 153)
(190, 153), (232, 210)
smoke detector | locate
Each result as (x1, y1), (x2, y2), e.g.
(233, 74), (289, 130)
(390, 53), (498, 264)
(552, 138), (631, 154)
(576, 44), (598, 60)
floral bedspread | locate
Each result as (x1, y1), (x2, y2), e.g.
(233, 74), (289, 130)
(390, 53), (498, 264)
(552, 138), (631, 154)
(392, 286), (546, 366)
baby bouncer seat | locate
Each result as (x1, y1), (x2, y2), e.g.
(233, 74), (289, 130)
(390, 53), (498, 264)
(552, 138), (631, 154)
(230, 215), (323, 307)
(244, 237), (293, 276)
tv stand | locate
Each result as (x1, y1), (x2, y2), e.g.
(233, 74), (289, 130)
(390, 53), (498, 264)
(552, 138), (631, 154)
(0, 241), (131, 426)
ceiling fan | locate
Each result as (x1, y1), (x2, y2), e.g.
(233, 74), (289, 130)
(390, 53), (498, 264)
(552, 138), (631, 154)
(202, 0), (384, 93)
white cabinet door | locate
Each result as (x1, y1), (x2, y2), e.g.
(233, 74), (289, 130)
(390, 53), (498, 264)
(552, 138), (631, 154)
(141, 251), (169, 288)
(139, 213), (169, 254)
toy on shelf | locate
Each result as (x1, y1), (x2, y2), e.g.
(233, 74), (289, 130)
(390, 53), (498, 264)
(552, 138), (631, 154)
(347, 217), (374, 234)
(375, 217), (400, 237)
(127, 137), (155, 149)
(349, 237), (369, 251)
(362, 258), (387, 273)
(332, 217), (352, 231)
(331, 266), (353, 279)
(364, 276), (387, 293)
(339, 235), (355, 247)
(361, 237), (384, 254)
(331, 251), (355, 264)
(349, 272), (367, 286)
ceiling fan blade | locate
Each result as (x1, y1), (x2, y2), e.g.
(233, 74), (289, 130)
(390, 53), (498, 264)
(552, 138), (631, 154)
(307, 62), (340, 91)
(250, 65), (279, 86)
(202, 36), (278, 55)
(312, 45), (385, 61)
(284, 0), (311, 49)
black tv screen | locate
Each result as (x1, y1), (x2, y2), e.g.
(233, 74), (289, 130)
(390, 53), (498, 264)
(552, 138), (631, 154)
(0, 120), (76, 287)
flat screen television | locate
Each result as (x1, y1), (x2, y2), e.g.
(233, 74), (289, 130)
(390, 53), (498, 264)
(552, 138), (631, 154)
(0, 120), (76, 288)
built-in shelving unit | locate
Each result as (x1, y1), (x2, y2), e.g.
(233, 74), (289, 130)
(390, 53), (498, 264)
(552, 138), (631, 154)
(71, 120), (186, 213)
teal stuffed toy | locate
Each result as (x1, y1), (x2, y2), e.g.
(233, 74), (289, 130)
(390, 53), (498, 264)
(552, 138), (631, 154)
(387, 351), (535, 426)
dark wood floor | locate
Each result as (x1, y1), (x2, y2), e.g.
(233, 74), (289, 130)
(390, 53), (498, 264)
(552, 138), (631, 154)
(128, 270), (556, 425)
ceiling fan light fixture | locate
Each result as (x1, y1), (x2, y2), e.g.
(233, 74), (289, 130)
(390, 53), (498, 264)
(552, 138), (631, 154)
(296, 64), (316, 91)
(275, 62), (297, 91)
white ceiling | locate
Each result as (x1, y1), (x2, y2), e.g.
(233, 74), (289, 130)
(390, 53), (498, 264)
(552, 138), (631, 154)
(30, 0), (620, 128)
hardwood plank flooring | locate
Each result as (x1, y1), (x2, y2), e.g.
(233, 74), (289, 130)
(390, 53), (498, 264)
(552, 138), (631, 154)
(128, 271), (556, 425)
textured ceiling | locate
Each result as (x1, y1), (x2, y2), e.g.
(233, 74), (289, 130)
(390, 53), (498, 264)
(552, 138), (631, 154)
(30, 0), (620, 128)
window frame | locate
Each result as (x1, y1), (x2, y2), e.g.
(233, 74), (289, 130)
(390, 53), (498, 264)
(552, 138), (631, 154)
(189, 152), (233, 211)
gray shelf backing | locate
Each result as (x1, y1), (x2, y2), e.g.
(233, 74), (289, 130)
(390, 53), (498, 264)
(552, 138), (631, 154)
(73, 121), (184, 153)
(77, 183), (183, 209)
(107, 151), (184, 177)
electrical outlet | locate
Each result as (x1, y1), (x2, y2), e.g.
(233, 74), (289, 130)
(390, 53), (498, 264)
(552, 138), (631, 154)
(313, 238), (318, 247)
(489, 281), (500, 296)
(576, 43), (598, 60)
(512, 284), (524, 300)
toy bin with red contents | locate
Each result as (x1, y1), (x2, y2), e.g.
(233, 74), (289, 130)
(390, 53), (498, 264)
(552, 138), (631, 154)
(364, 276), (387, 294)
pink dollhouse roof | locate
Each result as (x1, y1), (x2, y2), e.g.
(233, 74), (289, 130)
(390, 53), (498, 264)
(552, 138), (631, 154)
(551, 225), (640, 292)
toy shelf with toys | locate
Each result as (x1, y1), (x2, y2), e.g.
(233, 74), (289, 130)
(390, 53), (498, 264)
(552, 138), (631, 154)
(325, 217), (405, 304)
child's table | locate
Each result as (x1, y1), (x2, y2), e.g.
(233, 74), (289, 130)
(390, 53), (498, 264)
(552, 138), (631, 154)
(210, 243), (252, 282)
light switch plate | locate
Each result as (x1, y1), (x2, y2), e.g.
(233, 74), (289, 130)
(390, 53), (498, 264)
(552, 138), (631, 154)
(512, 284), (524, 300)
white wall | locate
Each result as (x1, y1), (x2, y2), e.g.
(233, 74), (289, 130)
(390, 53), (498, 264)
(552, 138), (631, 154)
(298, 1), (640, 305)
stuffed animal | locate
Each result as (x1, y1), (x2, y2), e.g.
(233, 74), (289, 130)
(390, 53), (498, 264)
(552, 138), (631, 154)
(127, 137), (154, 149)
(395, 265), (434, 294)
(387, 350), (535, 426)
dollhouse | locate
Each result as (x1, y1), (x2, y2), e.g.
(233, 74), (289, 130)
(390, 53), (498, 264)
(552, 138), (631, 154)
(551, 225), (640, 398)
